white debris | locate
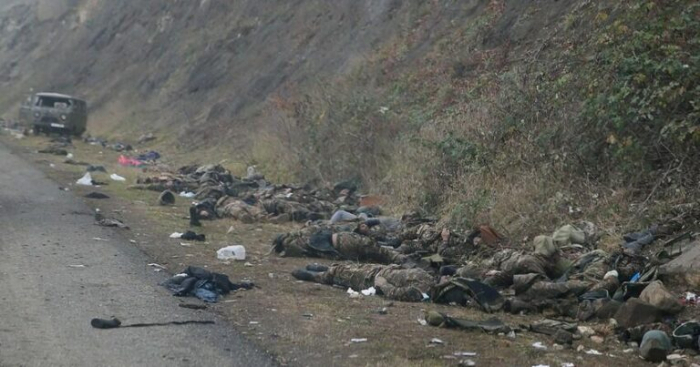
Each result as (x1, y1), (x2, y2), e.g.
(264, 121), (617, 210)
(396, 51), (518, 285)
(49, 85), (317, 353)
(577, 326), (595, 337)
(67, 264), (86, 268)
(49, 163), (55, 168)
(532, 365), (549, 367)
(169, 232), (183, 238)
(249, 321), (259, 325)
(561, 363), (575, 367)
(584, 349), (602, 355)
(454, 352), (477, 357)
(350, 338), (367, 343)
(110, 173), (126, 182)
(180, 242), (192, 247)
(461, 360), (476, 366)
(148, 263), (166, 269)
(347, 288), (361, 298)
(686, 292), (697, 302)
(66, 153), (74, 159)
(179, 191), (196, 198)
(216, 245), (246, 261)
(76, 172), (93, 186)
(532, 342), (548, 350)
(417, 318), (428, 326)
(361, 287), (376, 296)
(430, 338), (444, 345)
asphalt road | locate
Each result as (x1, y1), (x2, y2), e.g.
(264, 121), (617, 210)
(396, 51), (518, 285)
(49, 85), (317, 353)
(0, 142), (275, 366)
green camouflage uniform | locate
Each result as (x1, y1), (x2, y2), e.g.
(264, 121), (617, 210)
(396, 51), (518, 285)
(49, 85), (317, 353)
(333, 232), (407, 264)
(274, 228), (408, 265)
(315, 264), (434, 302)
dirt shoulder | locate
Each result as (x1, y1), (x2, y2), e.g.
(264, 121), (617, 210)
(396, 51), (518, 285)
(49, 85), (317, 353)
(0, 131), (644, 367)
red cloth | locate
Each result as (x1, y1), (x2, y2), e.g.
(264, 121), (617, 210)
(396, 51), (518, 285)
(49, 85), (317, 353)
(118, 155), (143, 167)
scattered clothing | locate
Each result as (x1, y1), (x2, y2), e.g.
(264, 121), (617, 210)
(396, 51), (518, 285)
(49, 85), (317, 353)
(85, 192), (110, 199)
(162, 266), (254, 303)
(181, 231), (206, 242)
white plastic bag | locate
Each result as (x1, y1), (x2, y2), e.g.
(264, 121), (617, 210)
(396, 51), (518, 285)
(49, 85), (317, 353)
(216, 245), (246, 261)
(76, 173), (93, 186)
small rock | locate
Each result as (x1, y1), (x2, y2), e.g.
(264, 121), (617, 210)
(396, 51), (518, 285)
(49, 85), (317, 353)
(506, 330), (516, 340)
(666, 354), (684, 362)
(459, 360), (476, 366)
(577, 345), (585, 352)
(268, 273), (274, 279)
(552, 343), (565, 351)
(244, 262), (254, 267)
(629, 341), (639, 348)
(590, 336), (605, 344)
(572, 333), (582, 340)
(624, 348), (635, 353)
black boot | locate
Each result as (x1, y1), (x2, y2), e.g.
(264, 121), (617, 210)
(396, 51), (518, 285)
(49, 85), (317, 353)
(189, 206), (202, 227)
(291, 269), (319, 282)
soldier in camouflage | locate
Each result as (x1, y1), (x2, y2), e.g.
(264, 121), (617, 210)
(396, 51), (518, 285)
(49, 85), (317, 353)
(292, 263), (435, 302)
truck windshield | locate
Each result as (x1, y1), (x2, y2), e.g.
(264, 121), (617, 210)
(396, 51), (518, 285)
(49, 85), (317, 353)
(37, 96), (72, 109)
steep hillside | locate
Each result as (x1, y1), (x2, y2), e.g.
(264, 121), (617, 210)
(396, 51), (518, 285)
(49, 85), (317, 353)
(0, 0), (697, 238)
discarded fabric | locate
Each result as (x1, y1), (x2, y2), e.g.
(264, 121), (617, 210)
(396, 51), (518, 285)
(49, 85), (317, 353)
(118, 155), (143, 167)
(162, 266), (254, 303)
(136, 151), (160, 161)
(170, 232), (184, 238)
(350, 338), (367, 343)
(87, 165), (106, 173)
(181, 231), (206, 242)
(361, 287), (376, 296)
(110, 173), (126, 182)
(347, 288), (361, 298)
(85, 192), (110, 199)
(179, 191), (196, 198)
(76, 173), (93, 186)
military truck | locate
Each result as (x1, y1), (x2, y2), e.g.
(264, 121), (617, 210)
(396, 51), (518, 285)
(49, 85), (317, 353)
(19, 93), (88, 136)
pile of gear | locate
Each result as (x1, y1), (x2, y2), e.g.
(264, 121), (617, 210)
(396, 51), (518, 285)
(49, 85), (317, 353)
(277, 215), (698, 363)
(132, 164), (371, 224)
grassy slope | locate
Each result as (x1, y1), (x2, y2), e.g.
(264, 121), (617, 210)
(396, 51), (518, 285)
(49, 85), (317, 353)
(0, 0), (697, 244)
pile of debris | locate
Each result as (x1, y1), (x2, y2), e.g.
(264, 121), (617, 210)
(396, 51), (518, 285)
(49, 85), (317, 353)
(280, 215), (699, 363)
(132, 164), (368, 224)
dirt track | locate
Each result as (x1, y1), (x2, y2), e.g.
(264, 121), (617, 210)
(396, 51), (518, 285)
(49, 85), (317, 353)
(0, 141), (275, 367)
